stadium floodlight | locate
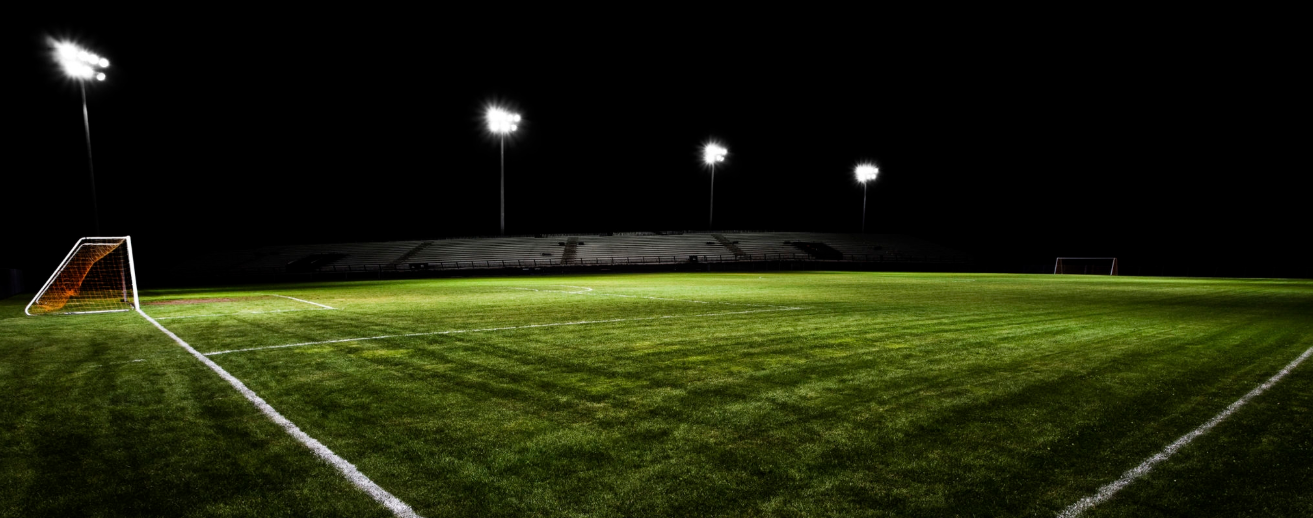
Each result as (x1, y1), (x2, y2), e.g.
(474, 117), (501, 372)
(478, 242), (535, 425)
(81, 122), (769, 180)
(486, 105), (522, 235)
(50, 38), (112, 235)
(703, 142), (728, 229)
(855, 162), (879, 233)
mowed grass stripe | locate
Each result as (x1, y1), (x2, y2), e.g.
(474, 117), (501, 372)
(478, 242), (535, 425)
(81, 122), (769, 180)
(136, 310), (422, 517)
(0, 298), (394, 517)
(220, 333), (1286, 514)
(1075, 353), (1313, 517)
(203, 307), (805, 357)
(7, 272), (1313, 516)
(1059, 344), (1313, 517)
(187, 273), (1313, 516)
(162, 288), (770, 355)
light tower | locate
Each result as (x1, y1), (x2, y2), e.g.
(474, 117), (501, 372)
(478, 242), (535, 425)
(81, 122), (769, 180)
(703, 142), (728, 229)
(51, 39), (111, 234)
(486, 105), (522, 235)
(855, 162), (879, 233)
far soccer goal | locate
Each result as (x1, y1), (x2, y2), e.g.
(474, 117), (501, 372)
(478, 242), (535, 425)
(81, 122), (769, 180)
(25, 236), (139, 316)
(1054, 257), (1118, 276)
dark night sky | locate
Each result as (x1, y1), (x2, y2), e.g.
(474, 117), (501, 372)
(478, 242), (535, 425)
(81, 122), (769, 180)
(3, 9), (1300, 277)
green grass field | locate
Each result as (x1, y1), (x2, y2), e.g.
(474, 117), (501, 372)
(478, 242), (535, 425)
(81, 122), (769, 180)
(3, 272), (1312, 517)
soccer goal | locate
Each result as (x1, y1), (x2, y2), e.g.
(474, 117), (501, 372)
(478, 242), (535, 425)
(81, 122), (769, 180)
(1054, 257), (1118, 276)
(25, 236), (139, 315)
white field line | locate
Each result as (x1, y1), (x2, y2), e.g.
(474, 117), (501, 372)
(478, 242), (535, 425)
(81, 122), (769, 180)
(512, 287), (596, 295)
(136, 309), (421, 518)
(64, 309), (133, 315)
(514, 285), (794, 309)
(155, 308), (337, 320)
(269, 294), (337, 309)
(203, 307), (805, 357)
(1057, 345), (1313, 518)
(537, 285), (593, 294)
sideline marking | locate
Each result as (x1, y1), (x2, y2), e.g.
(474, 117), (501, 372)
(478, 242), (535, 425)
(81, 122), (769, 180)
(203, 307), (805, 356)
(1057, 345), (1313, 517)
(136, 309), (421, 518)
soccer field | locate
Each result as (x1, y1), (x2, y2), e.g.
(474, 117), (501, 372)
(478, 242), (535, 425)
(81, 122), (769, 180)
(3, 272), (1312, 517)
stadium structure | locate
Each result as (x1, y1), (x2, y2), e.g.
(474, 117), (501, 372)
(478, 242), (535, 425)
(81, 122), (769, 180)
(163, 231), (969, 282)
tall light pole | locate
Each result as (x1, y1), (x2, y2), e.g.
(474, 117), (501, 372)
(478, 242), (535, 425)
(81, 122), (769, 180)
(703, 142), (728, 230)
(486, 105), (521, 235)
(855, 163), (879, 233)
(51, 39), (110, 235)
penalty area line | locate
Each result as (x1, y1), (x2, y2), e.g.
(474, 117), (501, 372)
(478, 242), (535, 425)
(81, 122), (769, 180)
(154, 308), (337, 320)
(135, 309), (421, 518)
(268, 294), (337, 309)
(203, 307), (806, 357)
(512, 285), (793, 308)
(1057, 345), (1313, 518)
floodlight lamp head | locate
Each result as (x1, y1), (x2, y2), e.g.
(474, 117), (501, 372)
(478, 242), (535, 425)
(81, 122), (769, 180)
(50, 39), (109, 82)
(486, 106), (521, 135)
(703, 143), (728, 165)
(855, 163), (879, 183)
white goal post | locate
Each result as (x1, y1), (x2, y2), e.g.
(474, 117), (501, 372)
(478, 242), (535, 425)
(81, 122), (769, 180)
(1054, 257), (1118, 276)
(25, 236), (139, 315)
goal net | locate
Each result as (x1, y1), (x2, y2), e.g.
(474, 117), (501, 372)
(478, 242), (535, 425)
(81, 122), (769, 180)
(25, 236), (139, 315)
(1054, 257), (1118, 276)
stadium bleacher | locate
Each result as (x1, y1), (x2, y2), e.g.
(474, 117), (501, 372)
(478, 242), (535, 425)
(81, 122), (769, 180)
(168, 231), (965, 277)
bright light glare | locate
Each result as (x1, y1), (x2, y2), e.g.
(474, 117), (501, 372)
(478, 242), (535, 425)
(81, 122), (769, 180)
(703, 143), (728, 165)
(855, 163), (879, 182)
(49, 39), (110, 81)
(64, 62), (95, 79)
(56, 42), (77, 59)
(486, 106), (521, 134)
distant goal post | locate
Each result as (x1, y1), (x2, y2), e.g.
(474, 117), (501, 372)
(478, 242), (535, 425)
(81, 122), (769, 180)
(1054, 257), (1118, 276)
(25, 236), (140, 315)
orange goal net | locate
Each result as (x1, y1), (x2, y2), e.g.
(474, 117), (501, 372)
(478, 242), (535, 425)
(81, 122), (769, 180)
(26, 237), (138, 315)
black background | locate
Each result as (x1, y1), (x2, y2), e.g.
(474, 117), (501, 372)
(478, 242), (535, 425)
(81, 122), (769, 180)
(3, 8), (1302, 285)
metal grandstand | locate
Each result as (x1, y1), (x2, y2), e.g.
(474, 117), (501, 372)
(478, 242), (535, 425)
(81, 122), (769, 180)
(168, 231), (968, 281)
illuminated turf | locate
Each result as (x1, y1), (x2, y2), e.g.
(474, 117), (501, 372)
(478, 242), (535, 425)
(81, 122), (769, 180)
(2, 272), (1311, 517)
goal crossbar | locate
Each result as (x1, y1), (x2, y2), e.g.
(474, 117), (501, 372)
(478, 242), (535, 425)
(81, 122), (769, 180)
(25, 236), (140, 316)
